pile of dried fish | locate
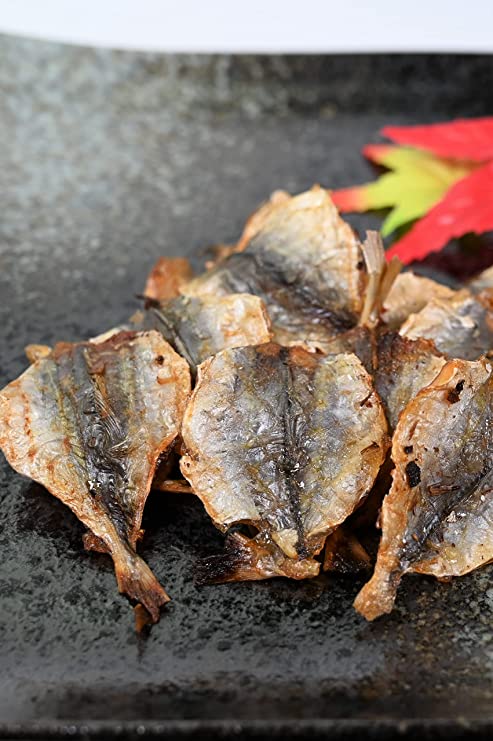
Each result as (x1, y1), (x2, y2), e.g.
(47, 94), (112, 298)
(1, 185), (492, 629)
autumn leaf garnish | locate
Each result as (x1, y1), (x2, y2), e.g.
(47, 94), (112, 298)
(383, 118), (493, 163)
(332, 116), (493, 265)
(386, 161), (493, 263)
(332, 145), (474, 238)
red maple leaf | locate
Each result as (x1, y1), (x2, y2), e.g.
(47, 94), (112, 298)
(386, 161), (493, 264)
(383, 117), (493, 163)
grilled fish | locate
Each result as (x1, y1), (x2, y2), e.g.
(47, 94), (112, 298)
(0, 330), (191, 622)
(144, 256), (194, 301)
(143, 293), (272, 377)
(180, 343), (388, 582)
(354, 358), (493, 620)
(326, 327), (446, 431)
(400, 290), (493, 360)
(382, 272), (455, 330)
(181, 187), (369, 351)
(468, 264), (493, 294)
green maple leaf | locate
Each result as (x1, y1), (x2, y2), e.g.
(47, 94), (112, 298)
(332, 145), (476, 237)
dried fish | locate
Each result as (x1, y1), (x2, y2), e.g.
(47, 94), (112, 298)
(468, 264), (493, 294)
(382, 272), (455, 330)
(144, 256), (194, 301)
(143, 293), (272, 376)
(372, 333), (446, 431)
(326, 327), (446, 431)
(400, 290), (493, 360)
(182, 187), (369, 351)
(180, 343), (388, 581)
(355, 358), (493, 620)
(0, 330), (191, 621)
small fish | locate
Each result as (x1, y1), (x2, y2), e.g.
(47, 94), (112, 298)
(400, 290), (493, 360)
(143, 293), (272, 377)
(0, 330), (191, 623)
(180, 343), (388, 582)
(326, 328), (446, 431)
(355, 358), (493, 620)
(182, 187), (370, 352)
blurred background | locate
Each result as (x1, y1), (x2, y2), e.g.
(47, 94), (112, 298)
(1, 0), (492, 52)
(0, 0), (493, 53)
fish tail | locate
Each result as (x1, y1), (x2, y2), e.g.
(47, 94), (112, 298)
(353, 561), (401, 620)
(113, 546), (170, 623)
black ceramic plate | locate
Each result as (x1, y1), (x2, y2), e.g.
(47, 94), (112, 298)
(0, 37), (492, 740)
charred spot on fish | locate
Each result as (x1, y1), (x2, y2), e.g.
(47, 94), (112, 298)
(225, 251), (356, 332)
(296, 543), (309, 559)
(447, 379), (465, 404)
(428, 483), (460, 496)
(404, 445), (413, 454)
(138, 294), (161, 310)
(155, 355), (165, 365)
(195, 536), (250, 585)
(405, 461), (421, 488)
(356, 260), (364, 270)
(359, 391), (373, 408)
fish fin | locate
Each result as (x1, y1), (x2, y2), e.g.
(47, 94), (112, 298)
(113, 547), (170, 623)
(323, 528), (372, 574)
(353, 562), (401, 620)
(196, 532), (319, 585)
(134, 603), (153, 633)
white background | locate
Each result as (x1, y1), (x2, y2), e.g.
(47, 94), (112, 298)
(0, 0), (492, 53)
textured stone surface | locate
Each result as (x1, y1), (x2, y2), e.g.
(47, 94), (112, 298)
(0, 35), (492, 737)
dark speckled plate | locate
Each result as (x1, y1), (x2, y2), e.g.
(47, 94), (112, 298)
(0, 37), (492, 740)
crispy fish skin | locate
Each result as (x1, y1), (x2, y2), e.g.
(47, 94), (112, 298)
(355, 358), (493, 621)
(25, 344), (52, 363)
(326, 328), (446, 431)
(412, 470), (493, 578)
(235, 190), (291, 253)
(322, 330), (445, 575)
(324, 326), (379, 376)
(144, 257), (194, 301)
(468, 265), (493, 294)
(180, 344), (388, 581)
(382, 272), (455, 330)
(182, 187), (367, 351)
(400, 290), (493, 360)
(203, 191), (292, 271)
(0, 330), (191, 621)
(144, 293), (272, 375)
(372, 333), (446, 431)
